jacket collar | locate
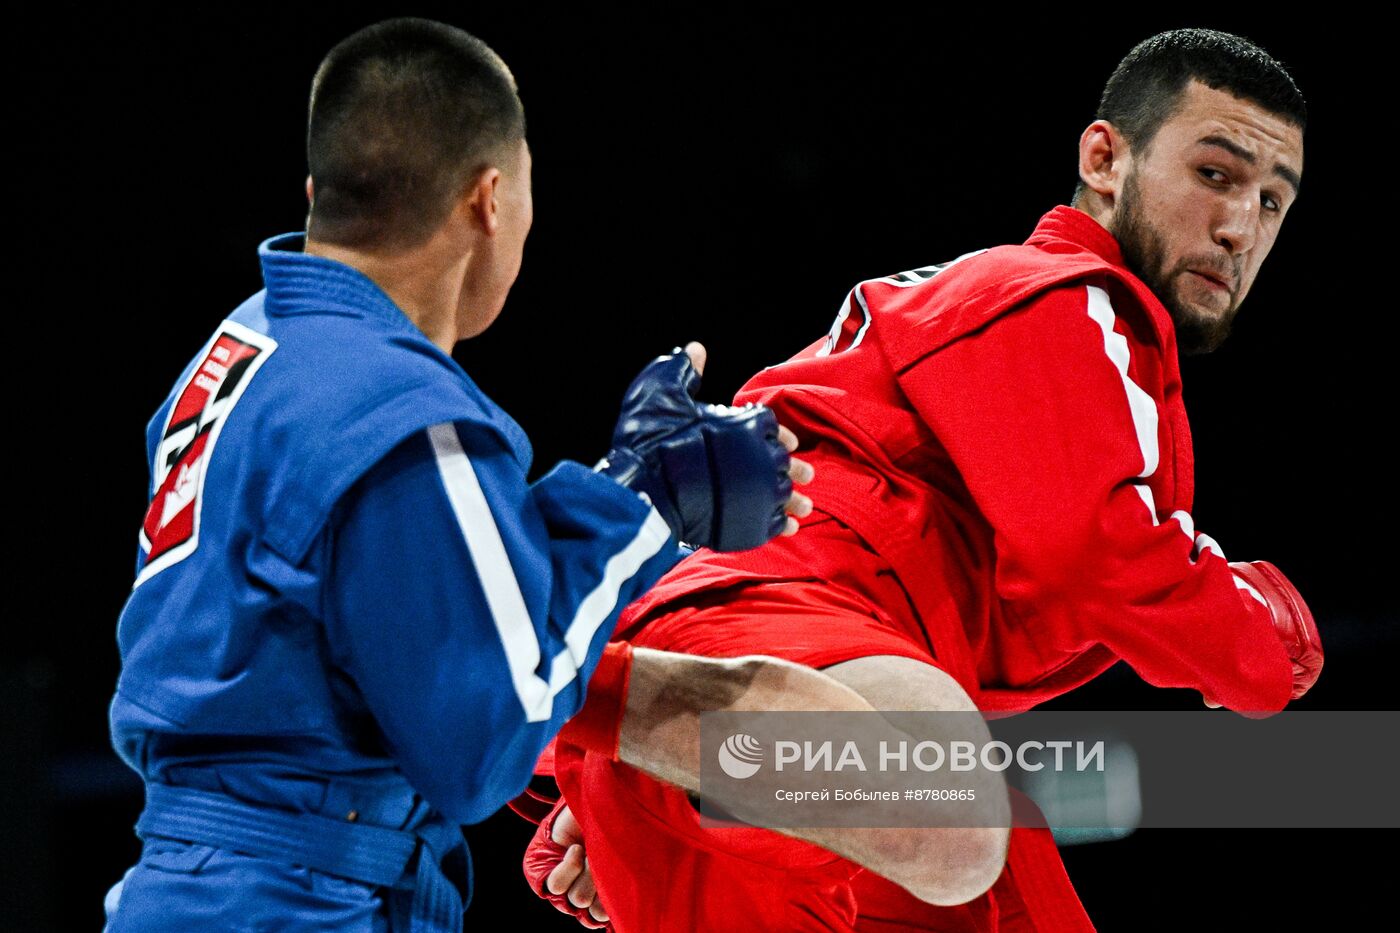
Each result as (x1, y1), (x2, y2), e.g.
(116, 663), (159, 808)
(1024, 205), (1126, 270)
(258, 233), (416, 333)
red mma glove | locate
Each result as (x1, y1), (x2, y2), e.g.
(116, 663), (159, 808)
(1230, 560), (1324, 700)
(522, 797), (611, 930)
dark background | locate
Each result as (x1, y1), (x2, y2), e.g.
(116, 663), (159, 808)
(11, 5), (1395, 930)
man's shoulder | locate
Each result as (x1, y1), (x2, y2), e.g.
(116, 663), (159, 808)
(174, 296), (527, 563)
(869, 242), (1125, 370)
(258, 307), (466, 399)
(224, 296), (528, 452)
(904, 239), (1119, 301)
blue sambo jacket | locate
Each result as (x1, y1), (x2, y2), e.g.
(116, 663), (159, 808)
(106, 233), (679, 930)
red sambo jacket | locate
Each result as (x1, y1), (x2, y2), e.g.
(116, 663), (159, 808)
(625, 205), (1294, 714)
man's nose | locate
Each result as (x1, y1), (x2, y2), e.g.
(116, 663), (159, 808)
(1213, 192), (1259, 256)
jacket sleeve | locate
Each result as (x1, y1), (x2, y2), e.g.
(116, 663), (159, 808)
(896, 277), (1294, 712)
(323, 421), (679, 823)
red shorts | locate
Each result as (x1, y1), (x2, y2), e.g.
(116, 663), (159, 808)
(555, 578), (1027, 932)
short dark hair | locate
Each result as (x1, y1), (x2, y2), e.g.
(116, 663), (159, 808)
(1071, 29), (1306, 205)
(306, 18), (526, 249)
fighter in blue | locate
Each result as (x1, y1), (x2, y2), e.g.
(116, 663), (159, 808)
(104, 19), (811, 932)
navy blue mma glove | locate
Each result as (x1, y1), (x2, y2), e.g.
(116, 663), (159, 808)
(598, 349), (791, 551)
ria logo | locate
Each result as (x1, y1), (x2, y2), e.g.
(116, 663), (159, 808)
(718, 733), (764, 779)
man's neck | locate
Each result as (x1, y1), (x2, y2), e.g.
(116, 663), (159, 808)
(1072, 194), (1113, 233)
(304, 237), (466, 354)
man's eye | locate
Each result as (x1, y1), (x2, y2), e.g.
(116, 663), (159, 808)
(1262, 193), (1282, 213)
(1199, 167), (1227, 184)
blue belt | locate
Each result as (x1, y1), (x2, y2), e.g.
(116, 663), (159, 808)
(136, 782), (470, 933)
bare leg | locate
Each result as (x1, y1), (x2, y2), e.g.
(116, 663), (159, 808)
(615, 649), (1009, 906)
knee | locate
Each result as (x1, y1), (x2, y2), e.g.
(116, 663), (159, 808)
(881, 824), (1009, 906)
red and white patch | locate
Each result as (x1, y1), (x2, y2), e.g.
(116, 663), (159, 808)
(136, 319), (277, 586)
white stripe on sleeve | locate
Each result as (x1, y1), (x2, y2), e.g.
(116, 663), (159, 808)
(428, 422), (666, 722)
(1235, 576), (1269, 607)
(1084, 288), (1247, 585)
(1134, 484), (1159, 524)
(547, 507), (671, 700)
(1085, 285), (1159, 479)
(1194, 532), (1225, 560)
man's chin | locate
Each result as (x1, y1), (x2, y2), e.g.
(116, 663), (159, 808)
(1162, 290), (1236, 355)
(1172, 308), (1234, 355)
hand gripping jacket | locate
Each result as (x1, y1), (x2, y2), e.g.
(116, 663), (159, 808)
(105, 234), (682, 933)
(599, 349), (792, 552)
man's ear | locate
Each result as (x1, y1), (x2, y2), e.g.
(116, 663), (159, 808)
(306, 175), (314, 204)
(461, 167), (503, 236)
(1078, 120), (1129, 207)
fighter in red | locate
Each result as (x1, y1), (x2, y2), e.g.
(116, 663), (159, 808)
(524, 28), (1321, 931)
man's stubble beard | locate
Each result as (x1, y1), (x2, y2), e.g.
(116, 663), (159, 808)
(1108, 168), (1239, 356)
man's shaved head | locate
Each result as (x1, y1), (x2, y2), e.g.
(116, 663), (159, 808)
(306, 18), (526, 250)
